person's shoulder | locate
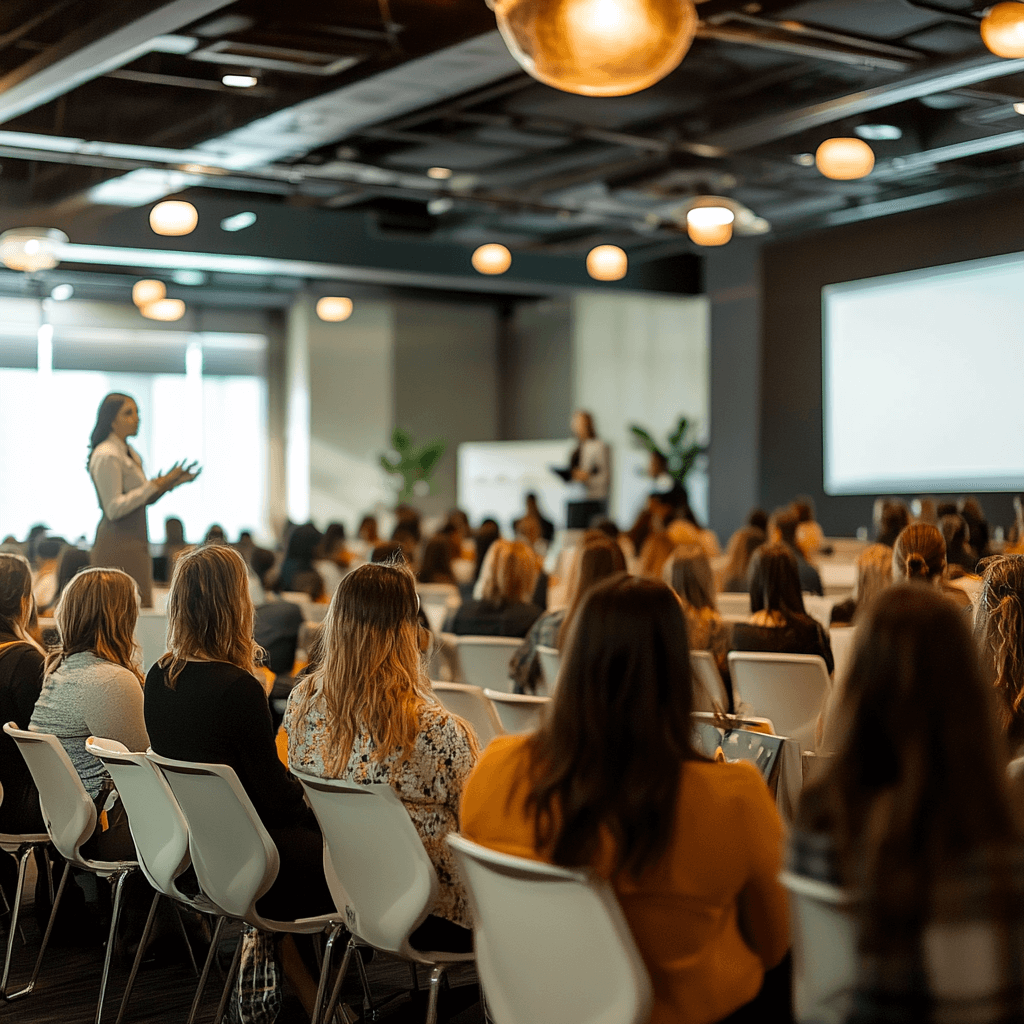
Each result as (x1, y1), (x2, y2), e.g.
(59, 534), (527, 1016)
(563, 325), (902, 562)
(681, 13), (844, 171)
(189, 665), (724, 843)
(685, 758), (776, 812)
(473, 732), (532, 774)
(89, 437), (122, 465)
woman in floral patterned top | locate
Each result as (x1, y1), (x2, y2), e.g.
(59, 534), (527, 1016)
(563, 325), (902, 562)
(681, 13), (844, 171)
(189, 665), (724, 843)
(285, 561), (478, 947)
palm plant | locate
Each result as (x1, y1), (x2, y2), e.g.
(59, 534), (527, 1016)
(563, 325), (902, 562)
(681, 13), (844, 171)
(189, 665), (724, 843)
(629, 416), (705, 486)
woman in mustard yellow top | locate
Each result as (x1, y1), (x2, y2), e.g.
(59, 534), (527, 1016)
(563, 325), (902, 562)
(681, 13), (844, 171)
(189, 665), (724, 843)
(460, 573), (791, 1024)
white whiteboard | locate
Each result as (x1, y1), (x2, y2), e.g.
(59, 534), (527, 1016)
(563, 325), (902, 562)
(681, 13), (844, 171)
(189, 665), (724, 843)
(457, 440), (576, 534)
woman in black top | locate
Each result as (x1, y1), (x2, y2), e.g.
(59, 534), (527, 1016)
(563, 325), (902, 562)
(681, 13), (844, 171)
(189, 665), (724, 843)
(731, 542), (833, 674)
(144, 544), (331, 921)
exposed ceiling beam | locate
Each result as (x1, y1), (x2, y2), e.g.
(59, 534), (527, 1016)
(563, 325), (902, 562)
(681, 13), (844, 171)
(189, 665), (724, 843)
(0, 0), (233, 125)
(704, 52), (1024, 153)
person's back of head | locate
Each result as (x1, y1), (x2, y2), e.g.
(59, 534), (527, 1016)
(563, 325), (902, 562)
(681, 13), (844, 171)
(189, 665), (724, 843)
(532, 574), (702, 876)
(892, 522), (946, 583)
(975, 554), (1024, 747)
(250, 547), (276, 588)
(204, 524), (226, 545)
(746, 507), (769, 533)
(665, 518), (700, 549)
(321, 522), (346, 556)
(371, 541), (406, 565)
(479, 539), (540, 607)
(665, 544), (716, 612)
(418, 536), (454, 584)
(285, 522), (322, 563)
(722, 526), (765, 590)
(358, 515), (379, 543)
(793, 497), (815, 524)
(638, 530), (675, 580)
(590, 517), (619, 540)
(877, 500), (911, 546)
(162, 545), (260, 687)
(0, 552), (33, 641)
(852, 543), (893, 618)
(291, 569), (325, 602)
(54, 547), (91, 603)
(558, 535), (627, 645)
(36, 537), (63, 564)
(394, 504), (422, 542)
(798, 585), (1016, 933)
(50, 567), (142, 684)
(165, 517), (185, 546)
(748, 542), (806, 619)
(768, 505), (801, 550)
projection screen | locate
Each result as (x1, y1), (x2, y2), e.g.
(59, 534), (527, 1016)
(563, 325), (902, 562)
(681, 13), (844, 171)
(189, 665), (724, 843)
(822, 252), (1024, 495)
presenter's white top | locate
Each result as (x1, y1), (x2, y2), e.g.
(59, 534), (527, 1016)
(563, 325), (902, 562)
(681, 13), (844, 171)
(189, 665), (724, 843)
(577, 437), (610, 500)
(89, 432), (158, 522)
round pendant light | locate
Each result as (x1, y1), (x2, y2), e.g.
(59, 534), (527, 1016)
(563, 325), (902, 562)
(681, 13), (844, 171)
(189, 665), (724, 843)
(815, 137), (875, 180)
(140, 298), (186, 322)
(490, 0), (699, 97)
(686, 203), (735, 247)
(586, 245), (628, 281)
(0, 227), (68, 272)
(981, 2), (1024, 57)
(149, 200), (198, 236)
(472, 243), (512, 275)
(132, 279), (166, 307)
(316, 296), (354, 322)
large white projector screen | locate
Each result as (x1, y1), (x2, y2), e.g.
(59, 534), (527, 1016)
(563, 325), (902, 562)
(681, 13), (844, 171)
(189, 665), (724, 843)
(823, 252), (1024, 495)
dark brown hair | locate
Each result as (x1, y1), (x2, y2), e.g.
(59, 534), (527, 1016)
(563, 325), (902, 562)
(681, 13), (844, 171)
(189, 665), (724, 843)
(557, 534), (627, 647)
(87, 392), (133, 468)
(527, 574), (705, 877)
(748, 542), (806, 619)
(0, 553), (34, 642)
(892, 522), (946, 582)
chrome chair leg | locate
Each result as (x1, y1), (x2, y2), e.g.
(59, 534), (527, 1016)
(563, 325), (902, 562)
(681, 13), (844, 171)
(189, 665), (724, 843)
(321, 936), (357, 1024)
(212, 924), (245, 1024)
(113, 890), (161, 1024)
(95, 869), (131, 1024)
(425, 964), (447, 1024)
(0, 847), (32, 997)
(186, 916), (225, 1024)
(170, 904), (200, 976)
(310, 923), (343, 1024)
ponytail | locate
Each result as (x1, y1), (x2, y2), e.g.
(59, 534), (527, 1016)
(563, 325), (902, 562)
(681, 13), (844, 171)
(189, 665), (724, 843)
(905, 553), (930, 580)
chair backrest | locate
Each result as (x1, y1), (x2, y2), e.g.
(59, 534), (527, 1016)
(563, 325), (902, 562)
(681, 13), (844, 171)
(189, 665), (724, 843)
(455, 636), (521, 693)
(419, 587), (461, 635)
(146, 751), (279, 923)
(716, 593), (751, 617)
(689, 651), (729, 713)
(483, 691), (550, 735)
(779, 871), (856, 1024)
(85, 737), (195, 904)
(448, 834), (652, 1024)
(727, 652), (830, 751)
(292, 774), (437, 956)
(431, 682), (504, 747)
(802, 594), (837, 629)
(535, 646), (561, 695)
(3, 723), (98, 867)
(828, 625), (857, 687)
(134, 610), (169, 673)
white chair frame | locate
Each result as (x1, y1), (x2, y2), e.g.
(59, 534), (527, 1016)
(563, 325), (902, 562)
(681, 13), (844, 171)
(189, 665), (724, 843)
(483, 691), (551, 734)
(454, 636), (521, 694)
(431, 682), (504, 747)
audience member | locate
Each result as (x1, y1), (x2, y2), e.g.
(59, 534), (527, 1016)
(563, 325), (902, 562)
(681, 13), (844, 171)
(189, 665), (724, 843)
(314, 523), (350, 597)
(1008, 495), (1024, 551)
(31, 568), (149, 861)
(449, 539), (541, 637)
(892, 522), (972, 611)
(470, 518), (501, 587)
(32, 536), (64, 610)
(732, 543), (833, 673)
(960, 496), (992, 560)
(391, 524), (420, 567)
(829, 543), (893, 627)
(638, 529), (676, 580)
(417, 535), (457, 586)
(793, 584), (1024, 1021)
(941, 512), (978, 575)
(462, 574), (792, 1024)
(203, 524), (226, 545)
(746, 507), (769, 534)
(719, 525), (766, 593)
(510, 533), (625, 693)
(45, 546), (92, 614)
(357, 515), (379, 544)
(276, 522), (323, 592)
(371, 541), (406, 564)
(769, 505), (823, 595)
(394, 504), (422, 543)
(291, 569), (326, 603)
(664, 544), (733, 708)
(625, 508), (656, 562)
(286, 562), (476, 950)
(514, 492), (555, 544)
(875, 498), (910, 547)
(793, 497), (826, 561)
(163, 517), (189, 571)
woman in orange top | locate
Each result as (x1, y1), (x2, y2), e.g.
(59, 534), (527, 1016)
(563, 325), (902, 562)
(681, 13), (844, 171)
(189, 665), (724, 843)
(460, 573), (791, 1024)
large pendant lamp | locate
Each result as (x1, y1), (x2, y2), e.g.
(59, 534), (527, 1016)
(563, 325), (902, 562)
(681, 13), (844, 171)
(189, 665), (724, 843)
(0, 228), (68, 272)
(981, 2), (1024, 57)
(489, 0), (699, 97)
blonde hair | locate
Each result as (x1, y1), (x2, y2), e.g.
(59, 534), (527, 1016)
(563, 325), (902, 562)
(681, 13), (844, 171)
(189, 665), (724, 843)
(160, 545), (262, 688)
(478, 539), (540, 606)
(290, 562), (477, 773)
(47, 567), (143, 684)
(638, 530), (675, 580)
(975, 555), (1024, 746)
(853, 543), (894, 618)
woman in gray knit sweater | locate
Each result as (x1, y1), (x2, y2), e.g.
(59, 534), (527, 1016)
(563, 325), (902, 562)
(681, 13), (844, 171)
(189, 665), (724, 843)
(30, 567), (149, 860)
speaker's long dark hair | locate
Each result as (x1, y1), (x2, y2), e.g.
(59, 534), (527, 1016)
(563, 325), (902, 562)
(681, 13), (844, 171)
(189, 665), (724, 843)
(527, 573), (706, 878)
(87, 392), (133, 469)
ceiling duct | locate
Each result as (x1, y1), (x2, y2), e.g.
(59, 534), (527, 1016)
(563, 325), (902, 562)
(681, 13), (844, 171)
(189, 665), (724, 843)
(187, 40), (363, 76)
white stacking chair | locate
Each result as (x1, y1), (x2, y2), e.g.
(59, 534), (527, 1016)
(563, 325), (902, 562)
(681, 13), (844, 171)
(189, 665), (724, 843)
(689, 651), (730, 713)
(293, 774), (475, 1024)
(454, 636), (521, 693)
(134, 610), (168, 674)
(145, 752), (345, 1024)
(85, 738), (224, 1024)
(535, 646), (561, 695)
(431, 682), (504, 747)
(447, 834), (651, 1024)
(0, 780), (53, 1002)
(779, 871), (856, 1024)
(483, 691), (550, 734)
(802, 594), (837, 629)
(3, 723), (153, 1024)
(828, 625), (858, 686)
(418, 584), (462, 635)
(716, 593), (751, 618)
(727, 652), (831, 752)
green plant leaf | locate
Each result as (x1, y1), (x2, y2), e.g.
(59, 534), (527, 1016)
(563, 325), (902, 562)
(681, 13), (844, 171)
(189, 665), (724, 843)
(417, 439), (446, 474)
(391, 427), (412, 452)
(668, 417), (690, 449)
(629, 425), (664, 456)
(380, 456), (399, 474)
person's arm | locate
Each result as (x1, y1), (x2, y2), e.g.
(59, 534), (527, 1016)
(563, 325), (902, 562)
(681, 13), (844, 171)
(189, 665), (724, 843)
(11, 646), (45, 727)
(588, 440), (610, 496)
(86, 665), (150, 752)
(816, 622), (835, 676)
(90, 447), (159, 521)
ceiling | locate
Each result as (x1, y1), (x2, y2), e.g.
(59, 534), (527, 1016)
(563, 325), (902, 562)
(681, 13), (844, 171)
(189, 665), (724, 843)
(0, 0), (1022, 296)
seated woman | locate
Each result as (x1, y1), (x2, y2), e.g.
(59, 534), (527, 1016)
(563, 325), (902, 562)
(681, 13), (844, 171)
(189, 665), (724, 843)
(275, 522), (323, 593)
(31, 567), (149, 859)
(144, 545), (331, 921)
(510, 533), (625, 693)
(447, 539), (542, 638)
(0, 554), (47, 835)
(718, 525), (765, 594)
(286, 562), (476, 950)
(462, 574), (791, 1024)
(731, 543), (834, 674)
(664, 544), (733, 708)
(792, 584), (1024, 1021)
(892, 522), (973, 611)
(829, 543), (893, 627)
(417, 535), (457, 587)
(637, 529), (676, 580)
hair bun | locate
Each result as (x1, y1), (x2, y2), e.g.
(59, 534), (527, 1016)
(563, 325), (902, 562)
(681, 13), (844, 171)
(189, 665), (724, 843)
(906, 553), (929, 578)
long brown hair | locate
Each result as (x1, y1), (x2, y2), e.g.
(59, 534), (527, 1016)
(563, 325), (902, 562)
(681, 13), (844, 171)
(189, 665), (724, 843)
(47, 567), (143, 684)
(290, 562), (476, 773)
(557, 534), (627, 646)
(0, 553), (38, 647)
(975, 554), (1024, 747)
(798, 585), (1018, 948)
(477, 539), (540, 607)
(528, 574), (706, 878)
(87, 392), (132, 469)
(892, 522), (946, 582)
(748, 542), (807, 620)
(160, 545), (262, 688)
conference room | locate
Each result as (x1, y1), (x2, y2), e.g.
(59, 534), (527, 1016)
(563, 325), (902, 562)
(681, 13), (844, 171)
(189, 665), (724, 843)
(2, 0), (1024, 1022)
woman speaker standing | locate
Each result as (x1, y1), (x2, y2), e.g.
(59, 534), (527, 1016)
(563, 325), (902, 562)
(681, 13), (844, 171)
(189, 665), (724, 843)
(87, 392), (198, 607)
